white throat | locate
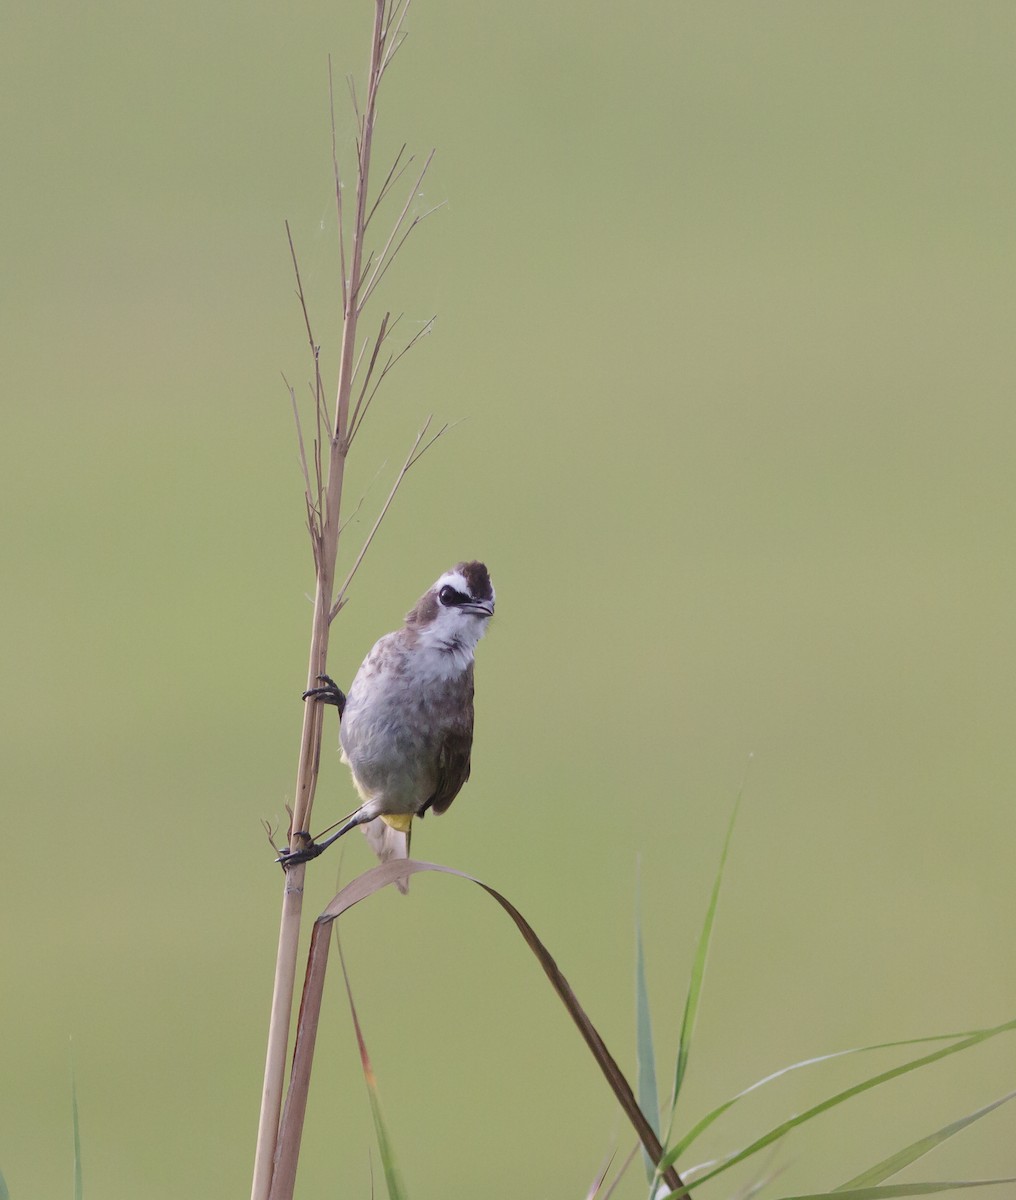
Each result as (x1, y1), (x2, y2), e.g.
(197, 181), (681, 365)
(410, 609), (487, 679)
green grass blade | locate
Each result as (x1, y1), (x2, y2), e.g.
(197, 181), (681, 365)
(836, 1090), (1016, 1188)
(780, 1182), (1016, 1199)
(363, 1076), (402, 1200)
(659, 1017), (1016, 1186)
(71, 1065), (82, 1200)
(667, 778), (745, 1133)
(336, 934), (407, 1200)
(666, 1031), (984, 1163)
(635, 874), (661, 1182)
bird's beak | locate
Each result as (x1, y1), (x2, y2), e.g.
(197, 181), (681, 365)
(461, 602), (494, 618)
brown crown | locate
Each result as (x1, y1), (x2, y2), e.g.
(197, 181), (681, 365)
(456, 560), (493, 602)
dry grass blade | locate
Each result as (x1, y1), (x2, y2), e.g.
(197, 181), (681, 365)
(268, 919), (332, 1200)
(289, 860), (687, 1194)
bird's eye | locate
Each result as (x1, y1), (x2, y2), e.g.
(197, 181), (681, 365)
(439, 585), (471, 606)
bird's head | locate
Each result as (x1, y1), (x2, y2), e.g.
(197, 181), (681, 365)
(405, 561), (495, 655)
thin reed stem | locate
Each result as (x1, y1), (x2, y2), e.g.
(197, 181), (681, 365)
(250, 3), (434, 1196)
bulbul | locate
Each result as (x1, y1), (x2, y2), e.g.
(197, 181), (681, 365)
(279, 561), (494, 886)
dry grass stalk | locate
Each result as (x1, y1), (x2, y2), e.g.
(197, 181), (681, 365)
(271, 861), (688, 1197)
(250, 3), (440, 1196)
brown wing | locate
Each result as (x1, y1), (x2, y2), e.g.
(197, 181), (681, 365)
(423, 669), (474, 816)
(426, 718), (473, 815)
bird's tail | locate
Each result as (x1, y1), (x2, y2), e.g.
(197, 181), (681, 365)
(361, 818), (411, 894)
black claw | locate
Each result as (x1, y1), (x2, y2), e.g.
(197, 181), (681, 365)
(277, 839), (324, 868)
(302, 674), (346, 716)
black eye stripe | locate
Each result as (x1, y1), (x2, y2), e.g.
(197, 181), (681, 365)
(438, 584), (471, 606)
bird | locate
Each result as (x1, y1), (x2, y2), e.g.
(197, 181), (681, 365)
(279, 561), (494, 889)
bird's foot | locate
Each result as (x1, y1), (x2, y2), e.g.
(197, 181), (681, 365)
(276, 831), (323, 868)
(302, 674), (346, 715)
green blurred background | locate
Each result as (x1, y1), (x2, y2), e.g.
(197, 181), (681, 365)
(3, 1), (1015, 1195)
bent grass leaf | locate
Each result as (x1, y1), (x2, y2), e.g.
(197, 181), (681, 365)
(779, 1182), (1016, 1199)
(311, 859), (685, 1196)
(835, 1090), (1016, 1189)
(658, 1018), (1016, 1193)
(666, 1031), (988, 1164)
(278, 855), (1016, 1200)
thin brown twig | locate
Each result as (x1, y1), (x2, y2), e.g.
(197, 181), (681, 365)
(379, 0), (412, 74)
(407, 415), (455, 466)
(288, 381), (322, 570)
(380, 0), (406, 45)
(354, 310), (411, 380)
(354, 250), (376, 305)
(335, 473), (376, 535)
(347, 312), (392, 432)
(348, 316), (434, 448)
(328, 58), (348, 314)
(349, 318), (381, 390)
(380, 30), (409, 75)
(364, 145), (410, 231)
(312, 384), (326, 515)
(333, 454), (389, 544)
(330, 417), (441, 621)
(356, 149), (436, 312)
(305, 403), (320, 513)
(358, 201), (444, 313)
(285, 221), (314, 349)
(284, 232), (328, 546)
(284, 375), (313, 507)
